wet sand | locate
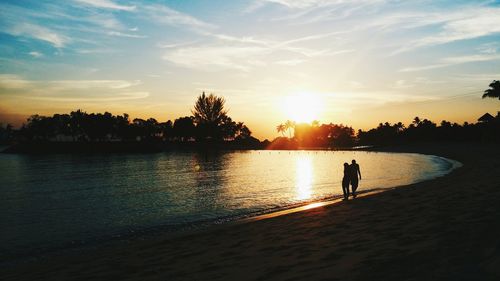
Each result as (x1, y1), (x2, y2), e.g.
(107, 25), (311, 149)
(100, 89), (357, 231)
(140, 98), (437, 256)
(2, 142), (500, 281)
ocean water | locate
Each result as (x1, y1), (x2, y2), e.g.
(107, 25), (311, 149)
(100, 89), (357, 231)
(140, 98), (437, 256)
(0, 150), (459, 259)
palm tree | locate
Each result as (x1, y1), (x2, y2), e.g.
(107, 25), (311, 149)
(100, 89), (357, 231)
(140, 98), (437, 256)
(276, 124), (285, 136)
(394, 122), (405, 133)
(236, 122), (251, 139)
(482, 80), (500, 100)
(412, 116), (421, 126)
(284, 120), (295, 138)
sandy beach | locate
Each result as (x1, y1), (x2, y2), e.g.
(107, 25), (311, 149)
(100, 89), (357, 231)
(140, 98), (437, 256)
(2, 142), (500, 281)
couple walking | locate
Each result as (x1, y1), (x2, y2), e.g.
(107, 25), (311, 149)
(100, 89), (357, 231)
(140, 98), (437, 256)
(342, 160), (361, 200)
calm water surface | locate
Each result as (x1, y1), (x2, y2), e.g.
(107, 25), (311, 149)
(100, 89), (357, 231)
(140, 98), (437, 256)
(0, 150), (458, 259)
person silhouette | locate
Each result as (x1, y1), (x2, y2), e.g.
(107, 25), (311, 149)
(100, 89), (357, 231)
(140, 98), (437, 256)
(342, 162), (350, 200)
(350, 159), (361, 198)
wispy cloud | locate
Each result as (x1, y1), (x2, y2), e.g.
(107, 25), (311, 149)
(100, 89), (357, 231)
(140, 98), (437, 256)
(143, 4), (215, 30)
(391, 7), (500, 55)
(85, 13), (125, 29)
(28, 51), (43, 58)
(75, 0), (136, 11)
(252, 1), (500, 57)
(29, 91), (149, 102)
(390, 80), (415, 89)
(399, 64), (448, 73)
(277, 31), (347, 45)
(476, 42), (499, 54)
(162, 46), (269, 71)
(0, 74), (32, 89)
(274, 59), (306, 66)
(444, 54), (500, 65)
(0, 74), (146, 102)
(6, 23), (69, 48)
(400, 53), (500, 72)
(107, 31), (147, 38)
(75, 48), (117, 54)
(0, 76), (142, 90)
(256, 0), (380, 9)
(257, 0), (327, 9)
(161, 33), (353, 71)
(160, 26), (354, 72)
(157, 41), (199, 49)
(324, 90), (440, 106)
(48, 80), (142, 89)
(452, 73), (500, 82)
(0, 1), (148, 51)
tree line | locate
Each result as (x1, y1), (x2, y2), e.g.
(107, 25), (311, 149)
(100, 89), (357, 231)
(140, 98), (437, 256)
(272, 121), (356, 149)
(356, 80), (499, 146)
(0, 92), (257, 146)
(357, 117), (499, 145)
(270, 115), (499, 149)
(269, 81), (499, 148)
(1, 80), (499, 148)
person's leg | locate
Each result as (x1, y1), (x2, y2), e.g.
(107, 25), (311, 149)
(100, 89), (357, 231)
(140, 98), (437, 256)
(351, 179), (358, 198)
(342, 181), (349, 199)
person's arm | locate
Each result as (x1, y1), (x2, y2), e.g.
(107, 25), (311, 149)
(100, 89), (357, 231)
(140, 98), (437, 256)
(358, 165), (362, 180)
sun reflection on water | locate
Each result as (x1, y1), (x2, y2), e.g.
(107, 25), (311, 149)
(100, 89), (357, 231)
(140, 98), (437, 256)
(296, 156), (313, 200)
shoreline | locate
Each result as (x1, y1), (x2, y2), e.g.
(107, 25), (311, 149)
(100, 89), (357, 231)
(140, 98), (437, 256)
(2, 142), (499, 280)
(241, 152), (461, 223)
(0, 151), (459, 265)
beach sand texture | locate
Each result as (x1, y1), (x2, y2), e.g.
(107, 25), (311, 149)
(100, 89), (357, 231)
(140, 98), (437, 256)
(2, 143), (500, 281)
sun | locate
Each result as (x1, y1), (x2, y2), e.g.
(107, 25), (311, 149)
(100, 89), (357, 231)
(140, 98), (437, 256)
(283, 92), (323, 123)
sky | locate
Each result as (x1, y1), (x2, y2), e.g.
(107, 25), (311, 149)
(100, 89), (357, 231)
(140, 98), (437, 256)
(0, 0), (499, 140)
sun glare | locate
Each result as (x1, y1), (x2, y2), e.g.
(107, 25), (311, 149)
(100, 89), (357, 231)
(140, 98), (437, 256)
(296, 156), (313, 200)
(283, 93), (323, 123)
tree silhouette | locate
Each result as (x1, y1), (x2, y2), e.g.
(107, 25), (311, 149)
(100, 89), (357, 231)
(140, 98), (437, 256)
(0, 123), (14, 144)
(192, 92), (228, 140)
(173, 117), (195, 141)
(482, 80), (500, 100)
(276, 124), (285, 136)
(192, 92), (227, 126)
(284, 120), (295, 138)
(219, 116), (237, 140)
(272, 121), (355, 148)
(412, 116), (421, 126)
(159, 120), (173, 141)
(115, 113), (131, 140)
(235, 122), (252, 139)
(12, 92), (255, 146)
(69, 110), (85, 141)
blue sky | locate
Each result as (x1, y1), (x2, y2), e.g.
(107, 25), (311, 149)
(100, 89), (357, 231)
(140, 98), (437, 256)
(0, 0), (499, 139)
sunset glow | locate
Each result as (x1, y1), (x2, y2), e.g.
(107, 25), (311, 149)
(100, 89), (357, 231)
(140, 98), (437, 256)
(284, 93), (324, 123)
(0, 1), (499, 139)
(296, 156), (313, 200)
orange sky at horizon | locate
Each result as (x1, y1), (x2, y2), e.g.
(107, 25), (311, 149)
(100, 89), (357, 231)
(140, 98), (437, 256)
(1, 1), (499, 140)
(1, 88), (498, 140)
